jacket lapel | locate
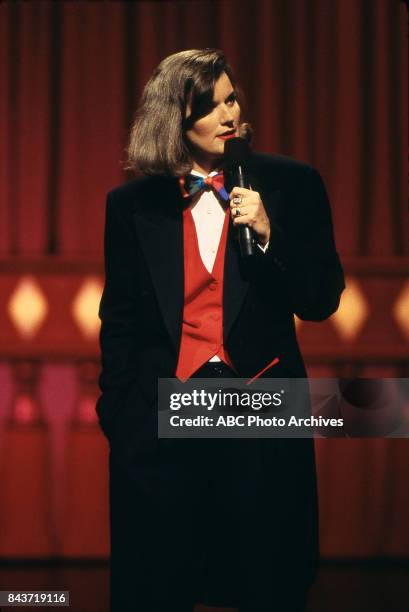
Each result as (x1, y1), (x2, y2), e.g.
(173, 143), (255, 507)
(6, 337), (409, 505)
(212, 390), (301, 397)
(223, 219), (249, 340)
(223, 160), (266, 341)
(132, 177), (184, 352)
(222, 157), (281, 342)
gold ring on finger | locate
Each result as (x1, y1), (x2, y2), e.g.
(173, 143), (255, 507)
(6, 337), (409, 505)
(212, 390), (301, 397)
(234, 207), (241, 217)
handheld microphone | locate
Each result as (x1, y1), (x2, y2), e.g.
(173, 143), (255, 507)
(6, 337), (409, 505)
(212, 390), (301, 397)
(224, 137), (254, 257)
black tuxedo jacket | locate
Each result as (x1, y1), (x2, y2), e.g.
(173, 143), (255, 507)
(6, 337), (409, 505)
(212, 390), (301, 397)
(97, 152), (344, 452)
(96, 152), (345, 607)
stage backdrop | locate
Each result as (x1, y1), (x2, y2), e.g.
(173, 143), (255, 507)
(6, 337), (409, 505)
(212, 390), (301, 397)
(0, 0), (408, 559)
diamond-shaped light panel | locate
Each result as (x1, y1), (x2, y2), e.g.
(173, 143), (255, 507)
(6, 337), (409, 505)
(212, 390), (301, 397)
(331, 277), (369, 340)
(8, 276), (48, 339)
(72, 277), (103, 339)
(393, 280), (409, 339)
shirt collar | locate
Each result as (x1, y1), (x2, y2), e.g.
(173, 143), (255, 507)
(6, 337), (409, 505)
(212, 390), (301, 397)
(190, 169), (220, 178)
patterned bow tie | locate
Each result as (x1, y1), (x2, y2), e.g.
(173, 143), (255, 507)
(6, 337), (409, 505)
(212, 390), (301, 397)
(179, 171), (230, 202)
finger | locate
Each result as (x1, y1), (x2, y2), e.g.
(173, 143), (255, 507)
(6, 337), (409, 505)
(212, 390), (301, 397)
(229, 196), (258, 210)
(230, 196), (243, 208)
(233, 206), (248, 216)
(230, 187), (259, 197)
(230, 206), (243, 218)
(231, 212), (252, 225)
(230, 195), (261, 211)
(230, 203), (256, 219)
(229, 187), (252, 199)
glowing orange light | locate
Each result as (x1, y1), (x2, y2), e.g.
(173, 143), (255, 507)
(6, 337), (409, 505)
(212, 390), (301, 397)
(72, 277), (104, 339)
(331, 277), (369, 340)
(8, 276), (48, 339)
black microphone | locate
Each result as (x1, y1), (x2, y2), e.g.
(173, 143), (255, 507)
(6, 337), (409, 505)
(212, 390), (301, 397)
(224, 137), (254, 257)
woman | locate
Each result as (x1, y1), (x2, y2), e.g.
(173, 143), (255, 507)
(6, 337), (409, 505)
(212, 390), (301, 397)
(97, 49), (345, 612)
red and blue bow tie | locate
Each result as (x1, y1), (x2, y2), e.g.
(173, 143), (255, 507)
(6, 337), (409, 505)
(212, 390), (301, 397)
(179, 171), (230, 202)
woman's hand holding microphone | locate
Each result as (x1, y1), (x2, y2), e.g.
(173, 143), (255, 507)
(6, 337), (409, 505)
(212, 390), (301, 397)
(229, 187), (271, 246)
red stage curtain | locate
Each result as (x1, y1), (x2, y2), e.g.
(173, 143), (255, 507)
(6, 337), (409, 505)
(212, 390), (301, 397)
(0, 0), (406, 256)
(0, 0), (408, 559)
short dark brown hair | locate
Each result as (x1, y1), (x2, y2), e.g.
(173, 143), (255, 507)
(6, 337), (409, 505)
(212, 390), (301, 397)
(126, 49), (249, 177)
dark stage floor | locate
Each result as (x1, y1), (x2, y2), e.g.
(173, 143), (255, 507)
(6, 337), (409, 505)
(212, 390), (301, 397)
(0, 560), (408, 612)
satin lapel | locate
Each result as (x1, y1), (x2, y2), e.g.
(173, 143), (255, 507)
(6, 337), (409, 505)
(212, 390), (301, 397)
(223, 159), (271, 342)
(223, 217), (249, 341)
(132, 177), (184, 352)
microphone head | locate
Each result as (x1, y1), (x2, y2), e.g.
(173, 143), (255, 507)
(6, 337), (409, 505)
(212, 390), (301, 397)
(223, 137), (251, 169)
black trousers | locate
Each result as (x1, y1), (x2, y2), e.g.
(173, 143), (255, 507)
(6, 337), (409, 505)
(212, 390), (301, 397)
(109, 361), (310, 612)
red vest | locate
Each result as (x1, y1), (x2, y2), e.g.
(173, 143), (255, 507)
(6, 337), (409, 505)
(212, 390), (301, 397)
(176, 207), (233, 382)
